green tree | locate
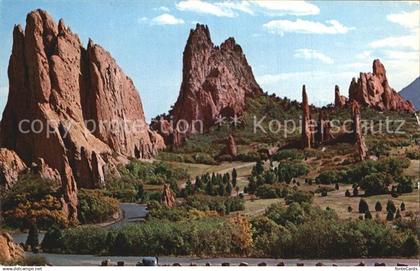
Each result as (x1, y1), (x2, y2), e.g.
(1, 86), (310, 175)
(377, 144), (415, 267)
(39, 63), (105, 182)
(26, 223), (39, 250)
(400, 202), (405, 211)
(226, 182), (233, 195)
(364, 210), (372, 219)
(386, 200), (396, 213)
(386, 210), (394, 221)
(112, 232), (130, 256)
(345, 190), (351, 197)
(185, 179), (194, 196)
(232, 169), (238, 187)
(255, 160), (264, 175)
(41, 225), (63, 252)
(402, 235), (419, 257)
(195, 176), (202, 190)
(375, 201), (382, 212)
(358, 199), (369, 214)
(218, 183), (226, 196)
(205, 180), (214, 196)
(353, 186), (359, 196)
(347, 206), (352, 213)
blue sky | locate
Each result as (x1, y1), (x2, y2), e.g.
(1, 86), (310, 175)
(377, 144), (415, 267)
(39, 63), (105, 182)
(0, 0), (418, 121)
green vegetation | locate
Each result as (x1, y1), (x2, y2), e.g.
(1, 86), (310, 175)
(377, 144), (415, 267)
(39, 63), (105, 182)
(77, 189), (119, 224)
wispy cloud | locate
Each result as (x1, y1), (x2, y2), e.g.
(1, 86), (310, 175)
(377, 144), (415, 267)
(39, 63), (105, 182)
(151, 13), (185, 25)
(176, 0), (319, 17)
(294, 48), (334, 64)
(156, 6), (170, 13)
(252, 0), (319, 16)
(263, 19), (352, 35)
(369, 9), (419, 50)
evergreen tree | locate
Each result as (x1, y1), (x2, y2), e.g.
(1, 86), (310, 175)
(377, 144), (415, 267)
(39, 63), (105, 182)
(402, 234), (420, 257)
(247, 177), (257, 194)
(255, 160), (264, 175)
(335, 183), (339, 190)
(364, 210), (372, 219)
(206, 180), (214, 196)
(185, 179), (194, 196)
(347, 206), (353, 213)
(136, 183), (144, 200)
(353, 186), (359, 196)
(400, 202), (405, 211)
(226, 182), (233, 195)
(386, 210), (394, 221)
(41, 225), (63, 252)
(386, 200), (396, 213)
(195, 176), (202, 190)
(358, 199), (369, 213)
(375, 201), (382, 212)
(26, 223), (39, 250)
(113, 232), (130, 255)
(232, 168), (238, 187)
(218, 183), (225, 196)
(345, 190), (351, 197)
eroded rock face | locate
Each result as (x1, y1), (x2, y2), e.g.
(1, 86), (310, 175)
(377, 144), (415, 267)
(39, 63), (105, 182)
(351, 101), (367, 161)
(0, 232), (24, 264)
(0, 10), (164, 221)
(315, 110), (333, 146)
(302, 85), (313, 148)
(161, 183), (176, 208)
(348, 59), (415, 112)
(0, 148), (27, 189)
(155, 24), (262, 145)
(334, 85), (347, 107)
(225, 134), (237, 157)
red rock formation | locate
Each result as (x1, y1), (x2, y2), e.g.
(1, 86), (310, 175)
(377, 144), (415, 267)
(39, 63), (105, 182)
(0, 149), (27, 189)
(157, 24), (262, 144)
(0, 232), (24, 263)
(0, 10), (164, 221)
(315, 110), (333, 146)
(161, 183), (176, 208)
(334, 85), (347, 107)
(225, 134), (237, 157)
(348, 59), (414, 112)
(351, 101), (367, 161)
(302, 85), (314, 148)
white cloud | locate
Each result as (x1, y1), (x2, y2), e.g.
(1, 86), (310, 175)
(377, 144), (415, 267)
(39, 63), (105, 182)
(263, 19), (352, 35)
(176, 0), (320, 17)
(387, 9), (419, 29)
(369, 31), (419, 50)
(294, 48), (334, 64)
(252, 0), (319, 16)
(157, 6), (170, 12)
(176, 0), (236, 17)
(355, 50), (372, 60)
(151, 13), (185, 25)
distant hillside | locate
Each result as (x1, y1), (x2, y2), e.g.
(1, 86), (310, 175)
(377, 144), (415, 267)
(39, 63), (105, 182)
(400, 77), (420, 110)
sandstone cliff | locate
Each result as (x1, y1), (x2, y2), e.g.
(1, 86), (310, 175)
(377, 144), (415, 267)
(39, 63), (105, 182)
(154, 24), (262, 145)
(0, 10), (164, 221)
(0, 233), (24, 264)
(347, 59), (415, 112)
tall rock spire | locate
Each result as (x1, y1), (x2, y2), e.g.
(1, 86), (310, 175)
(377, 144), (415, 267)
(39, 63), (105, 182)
(351, 101), (367, 161)
(302, 85), (313, 149)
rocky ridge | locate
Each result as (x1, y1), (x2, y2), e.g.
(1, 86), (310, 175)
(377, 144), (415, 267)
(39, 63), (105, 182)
(0, 10), (164, 221)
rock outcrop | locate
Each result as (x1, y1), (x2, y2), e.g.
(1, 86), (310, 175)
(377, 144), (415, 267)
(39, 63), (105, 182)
(315, 109), (333, 146)
(161, 183), (176, 208)
(351, 101), (367, 161)
(348, 59), (415, 112)
(154, 24), (262, 145)
(302, 85), (313, 148)
(334, 85), (347, 107)
(224, 134), (237, 157)
(0, 232), (24, 264)
(0, 148), (27, 189)
(0, 10), (164, 221)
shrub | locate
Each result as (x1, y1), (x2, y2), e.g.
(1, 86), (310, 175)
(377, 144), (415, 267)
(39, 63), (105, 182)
(276, 161), (309, 184)
(364, 210), (372, 220)
(402, 235), (420, 257)
(184, 195), (244, 214)
(77, 189), (119, 224)
(315, 170), (344, 184)
(285, 191), (313, 205)
(359, 173), (392, 196)
(272, 149), (304, 161)
(41, 225), (64, 253)
(348, 206), (352, 213)
(26, 223), (39, 250)
(358, 199), (369, 214)
(345, 190), (351, 197)
(395, 209), (402, 219)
